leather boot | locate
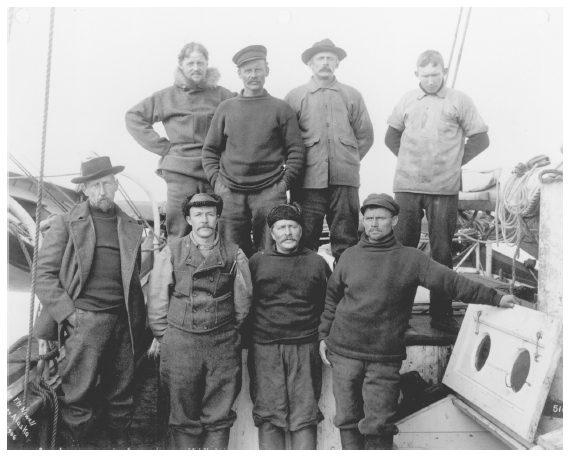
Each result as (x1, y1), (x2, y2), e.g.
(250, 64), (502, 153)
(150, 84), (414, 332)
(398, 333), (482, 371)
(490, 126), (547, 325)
(290, 425), (317, 450)
(258, 422), (286, 450)
(169, 429), (202, 450)
(202, 428), (230, 450)
(339, 428), (364, 450)
(365, 434), (393, 450)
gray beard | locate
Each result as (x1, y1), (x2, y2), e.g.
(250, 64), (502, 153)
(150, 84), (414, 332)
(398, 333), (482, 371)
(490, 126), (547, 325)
(96, 198), (113, 212)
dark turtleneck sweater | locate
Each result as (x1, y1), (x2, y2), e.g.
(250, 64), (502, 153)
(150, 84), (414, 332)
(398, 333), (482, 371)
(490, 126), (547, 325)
(75, 205), (125, 313)
(202, 89), (305, 192)
(319, 231), (501, 362)
(249, 245), (331, 344)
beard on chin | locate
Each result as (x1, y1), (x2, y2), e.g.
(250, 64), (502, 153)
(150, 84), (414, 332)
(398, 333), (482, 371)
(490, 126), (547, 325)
(97, 198), (113, 212)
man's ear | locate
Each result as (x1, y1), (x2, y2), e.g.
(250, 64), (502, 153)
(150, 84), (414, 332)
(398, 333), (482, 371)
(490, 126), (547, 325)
(414, 70), (419, 78)
(391, 215), (399, 228)
(443, 67), (449, 77)
(81, 185), (88, 197)
(265, 65), (270, 76)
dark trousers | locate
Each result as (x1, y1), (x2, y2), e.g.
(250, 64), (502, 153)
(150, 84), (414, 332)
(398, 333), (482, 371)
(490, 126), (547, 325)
(328, 350), (401, 437)
(292, 185), (360, 261)
(215, 181), (287, 258)
(160, 324), (242, 441)
(394, 192), (459, 318)
(162, 170), (213, 241)
(59, 309), (135, 445)
(248, 342), (323, 431)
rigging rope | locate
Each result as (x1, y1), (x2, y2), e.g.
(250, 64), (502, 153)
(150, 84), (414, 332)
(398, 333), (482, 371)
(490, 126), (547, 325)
(446, 7), (463, 82)
(451, 7), (472, 88)
(24, 6), (55, 407)
(9, 153), (76, 212)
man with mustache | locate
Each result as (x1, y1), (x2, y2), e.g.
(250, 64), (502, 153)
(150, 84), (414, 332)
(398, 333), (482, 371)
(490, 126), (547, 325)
(126, 42), (235, 240)
(385, 50), (490, 335)
(202, 45), (305, 258)
(319, 193), (520, 450)
(148, 193), (252, 449)
(34, 157), (147, 449)
(285, 39), (374, 263)
(246, 203), (331, 449)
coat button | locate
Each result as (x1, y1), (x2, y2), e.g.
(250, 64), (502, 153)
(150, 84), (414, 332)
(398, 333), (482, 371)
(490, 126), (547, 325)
(209, 277), (214, 282)
(206, 292), (211, 296)
(192, 292), (197, 297)
(205, 308), (209, 312)
(192, 325), (197, 329)
(326, 123), (330, 127)
(203, 326), (207, 330)
(193, 308), (197, 313)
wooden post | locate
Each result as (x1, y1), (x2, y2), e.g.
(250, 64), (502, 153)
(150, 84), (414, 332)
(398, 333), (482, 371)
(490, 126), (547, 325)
(535, 179), (563, 436)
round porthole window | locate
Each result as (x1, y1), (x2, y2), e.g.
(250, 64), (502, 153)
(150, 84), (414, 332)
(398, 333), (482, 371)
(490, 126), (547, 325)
(510, 349), (531, 393)
(474, 334), (491, 371)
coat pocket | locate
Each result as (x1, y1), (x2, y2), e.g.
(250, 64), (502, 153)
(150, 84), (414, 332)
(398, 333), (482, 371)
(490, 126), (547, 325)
(339, 135), (360, 165)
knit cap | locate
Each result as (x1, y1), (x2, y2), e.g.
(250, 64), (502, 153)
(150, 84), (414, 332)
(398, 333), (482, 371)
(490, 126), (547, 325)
(266, 203), (303, 228)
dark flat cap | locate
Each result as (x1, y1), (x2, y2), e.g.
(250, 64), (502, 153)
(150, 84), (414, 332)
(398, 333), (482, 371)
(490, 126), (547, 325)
(181, 193), (223, 217)
(71, 156), (124, 184)
(301, 38), (347, 64)
(232, 45), (267, 67)
(360, 193), (400, 216)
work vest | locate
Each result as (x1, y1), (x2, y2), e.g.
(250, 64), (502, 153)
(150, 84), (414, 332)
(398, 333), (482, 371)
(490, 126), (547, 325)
(166, 236), (238, 334)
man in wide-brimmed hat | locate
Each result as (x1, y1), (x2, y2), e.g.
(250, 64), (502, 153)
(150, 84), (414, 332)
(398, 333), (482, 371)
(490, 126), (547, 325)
(285, 39), (374, 263)
(34, 156), (147, 449)
(126, 42), (236, 241)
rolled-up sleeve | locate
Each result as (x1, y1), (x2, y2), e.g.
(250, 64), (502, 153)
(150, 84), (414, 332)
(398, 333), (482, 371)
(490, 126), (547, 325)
(458, 93), (488, 137)
(147, 245), (174, 340)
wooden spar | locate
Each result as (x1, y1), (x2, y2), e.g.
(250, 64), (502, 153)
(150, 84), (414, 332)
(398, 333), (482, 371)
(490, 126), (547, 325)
(535, 177), (563, 436)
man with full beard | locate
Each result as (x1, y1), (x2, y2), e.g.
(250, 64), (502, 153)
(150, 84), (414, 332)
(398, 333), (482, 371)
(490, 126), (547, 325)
(126, 42), (235, 240)
(34, 157), (147, 449)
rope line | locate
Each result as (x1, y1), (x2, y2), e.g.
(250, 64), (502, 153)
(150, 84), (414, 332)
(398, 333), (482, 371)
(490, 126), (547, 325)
(447, 7), (463, 82)
(451, 7), (472, 88)
(24, 6), (55, 407)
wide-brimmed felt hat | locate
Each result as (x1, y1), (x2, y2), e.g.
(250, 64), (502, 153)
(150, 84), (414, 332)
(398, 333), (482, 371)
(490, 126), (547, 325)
(71, 156), (124, 184)
(232, 45), (267, 67)
(301, 38), (347, 64)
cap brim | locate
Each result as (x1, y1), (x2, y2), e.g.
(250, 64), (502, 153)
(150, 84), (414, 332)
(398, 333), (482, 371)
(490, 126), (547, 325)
(71, 165), (125, 184)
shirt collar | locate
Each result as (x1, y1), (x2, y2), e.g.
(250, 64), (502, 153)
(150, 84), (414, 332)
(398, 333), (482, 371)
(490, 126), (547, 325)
(309, 76), (339, 93)
(416, 82), (448, 99)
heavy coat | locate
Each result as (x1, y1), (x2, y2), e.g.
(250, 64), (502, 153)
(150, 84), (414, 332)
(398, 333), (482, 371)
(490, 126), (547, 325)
(284, 78), (374, 189)
(125, 68), (235, 180)
(33, 201), (146, 353)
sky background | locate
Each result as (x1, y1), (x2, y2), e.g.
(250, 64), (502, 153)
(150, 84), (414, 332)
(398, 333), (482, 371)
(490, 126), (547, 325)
(5, 6), (564, 346)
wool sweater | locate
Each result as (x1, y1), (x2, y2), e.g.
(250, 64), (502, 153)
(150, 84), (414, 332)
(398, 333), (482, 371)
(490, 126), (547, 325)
(75, 205), (125, 313)
(249, 246), (331, 344)
(125, 68), (235, 180)
(202, 90), (305, 192)
(319, 231), (502, 362)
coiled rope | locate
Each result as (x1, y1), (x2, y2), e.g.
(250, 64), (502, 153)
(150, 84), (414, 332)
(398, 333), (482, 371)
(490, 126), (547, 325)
(28, 379), (59, 450)
(24, 6), (55, 407)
